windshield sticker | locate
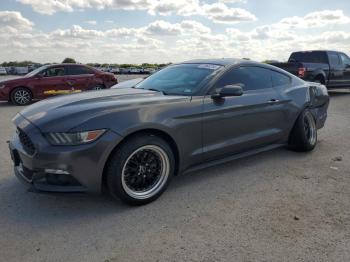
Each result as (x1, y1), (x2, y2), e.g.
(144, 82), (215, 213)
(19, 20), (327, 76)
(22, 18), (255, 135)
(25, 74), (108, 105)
(198, 64), (221, 70)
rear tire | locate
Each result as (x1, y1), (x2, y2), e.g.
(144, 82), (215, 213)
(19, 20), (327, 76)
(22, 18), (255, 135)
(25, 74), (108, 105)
(106, 134), (175, 206)
(10, 87), (32, 106)
(314, 76), (325, 85)
(289, 109), (317, 152)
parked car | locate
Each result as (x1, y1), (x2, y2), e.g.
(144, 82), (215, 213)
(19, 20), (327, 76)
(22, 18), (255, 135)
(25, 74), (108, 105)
(143, 68), (156, 74)
(270, 50), (350, 88)
(14, 67), (29, 75)
(0, 67), (7, 75)
(110, 68), (120, 74)
(9, 59), (329, 205)
(0, 64), (118, 105)
(129, 67), (141, 74)
(119, 68), (129, 74)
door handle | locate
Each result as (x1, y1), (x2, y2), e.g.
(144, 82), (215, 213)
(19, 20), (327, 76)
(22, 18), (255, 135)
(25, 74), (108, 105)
(66, 80), (75, 86)
(268, 99), (280, 103)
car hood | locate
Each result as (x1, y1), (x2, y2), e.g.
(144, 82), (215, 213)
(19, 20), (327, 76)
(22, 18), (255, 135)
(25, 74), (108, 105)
(0, 76), (28, 84)
(18, 88), (187, 133)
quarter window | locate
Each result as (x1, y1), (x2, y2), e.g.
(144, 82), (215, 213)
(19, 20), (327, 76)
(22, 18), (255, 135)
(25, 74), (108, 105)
(215, 66), (272, 91)
(271, 71), (291, 87)
(66, 66), (94, 75)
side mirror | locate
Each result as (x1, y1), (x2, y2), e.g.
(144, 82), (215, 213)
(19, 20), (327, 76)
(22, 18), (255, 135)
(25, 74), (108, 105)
(211, 85), (243, 99)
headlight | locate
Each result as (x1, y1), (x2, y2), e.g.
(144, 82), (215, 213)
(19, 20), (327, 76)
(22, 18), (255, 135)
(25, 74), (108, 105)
(45, 129), (106, 145)
(0, 84), (5, 89)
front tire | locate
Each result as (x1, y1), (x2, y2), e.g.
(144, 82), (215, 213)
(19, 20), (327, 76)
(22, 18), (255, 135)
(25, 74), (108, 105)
(106, 134), (175, 205)
(10, 87), (32, 106)
(289, 109), (317, 152)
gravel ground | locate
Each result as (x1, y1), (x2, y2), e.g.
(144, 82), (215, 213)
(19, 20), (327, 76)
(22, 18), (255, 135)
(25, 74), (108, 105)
(0, 87), (350, 262)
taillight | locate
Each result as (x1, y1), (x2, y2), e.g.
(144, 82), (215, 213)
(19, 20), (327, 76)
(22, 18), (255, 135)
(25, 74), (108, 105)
(298, 67), (306, 78)
(112, 75), (118, 83)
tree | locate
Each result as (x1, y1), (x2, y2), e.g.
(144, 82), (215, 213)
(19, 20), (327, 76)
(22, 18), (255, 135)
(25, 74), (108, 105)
(62, 58), (76, 63)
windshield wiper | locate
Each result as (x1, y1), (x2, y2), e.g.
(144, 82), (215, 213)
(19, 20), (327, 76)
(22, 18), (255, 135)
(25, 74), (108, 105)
(136, 87), (168, 95)
(146, 88), (168, 95)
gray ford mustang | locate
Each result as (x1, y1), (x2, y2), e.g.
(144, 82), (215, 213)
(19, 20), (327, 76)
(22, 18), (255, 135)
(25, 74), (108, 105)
(9, 59), (329, 205)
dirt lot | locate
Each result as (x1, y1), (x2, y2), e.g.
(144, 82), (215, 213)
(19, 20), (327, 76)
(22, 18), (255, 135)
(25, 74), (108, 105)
(0, 86), (350, 261)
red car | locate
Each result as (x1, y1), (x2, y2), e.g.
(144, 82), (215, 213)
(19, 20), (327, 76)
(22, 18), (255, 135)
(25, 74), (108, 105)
(0, 64), (118, 105)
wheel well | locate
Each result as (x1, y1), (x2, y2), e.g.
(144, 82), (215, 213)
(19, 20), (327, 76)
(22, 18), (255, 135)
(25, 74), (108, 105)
(314, 74), (325, 84)
(288, 106), (314, 144)
(10, 86), (33, 98)
(101, 129), (180, 191)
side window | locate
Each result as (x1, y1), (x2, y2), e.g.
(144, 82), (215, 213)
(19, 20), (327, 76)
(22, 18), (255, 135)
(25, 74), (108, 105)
(271, 70), (291, 87)
(66, 66), (94, 75)
(215, 66), (272, 91)
(329, 53), (341, 66)
(340, 53), (350, 66)
(43, 67), (65, 77)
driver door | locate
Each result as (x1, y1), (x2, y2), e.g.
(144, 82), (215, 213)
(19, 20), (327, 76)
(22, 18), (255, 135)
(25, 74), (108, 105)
(201, 66), (287, 161)
(33, 66), (69, 98)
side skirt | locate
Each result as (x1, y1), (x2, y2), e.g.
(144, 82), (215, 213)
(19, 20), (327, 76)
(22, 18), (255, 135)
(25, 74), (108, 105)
(183, 143), (285, 175)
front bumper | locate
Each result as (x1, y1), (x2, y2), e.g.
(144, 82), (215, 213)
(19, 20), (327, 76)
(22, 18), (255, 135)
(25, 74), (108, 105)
(9, 114), (123, 193)
(0, 87), (9, 101)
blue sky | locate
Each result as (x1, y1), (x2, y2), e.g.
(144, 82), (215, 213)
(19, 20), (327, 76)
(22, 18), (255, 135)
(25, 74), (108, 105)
(1, 0), (350, 63)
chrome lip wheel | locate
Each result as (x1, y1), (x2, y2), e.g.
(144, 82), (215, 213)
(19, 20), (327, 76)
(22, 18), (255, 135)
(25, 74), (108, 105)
(304, 112), (317, 146)
(121, 145), (170, 200)
(14, 90), (30, 105)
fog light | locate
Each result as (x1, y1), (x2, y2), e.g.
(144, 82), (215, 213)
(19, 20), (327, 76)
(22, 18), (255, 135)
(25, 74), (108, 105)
(44, 169), (70, 175)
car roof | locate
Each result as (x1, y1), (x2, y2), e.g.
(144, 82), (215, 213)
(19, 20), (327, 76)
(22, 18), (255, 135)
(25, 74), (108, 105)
(291, 50), (340, 54)
(47, 63), (88, 67)
(181, 58), (248, 66)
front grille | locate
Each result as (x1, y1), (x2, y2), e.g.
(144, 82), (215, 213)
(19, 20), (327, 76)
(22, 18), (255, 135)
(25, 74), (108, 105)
(17, 128), (36, 155)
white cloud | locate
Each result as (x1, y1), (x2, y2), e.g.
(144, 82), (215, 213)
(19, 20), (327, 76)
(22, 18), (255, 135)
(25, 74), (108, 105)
(180, 20), (211, 34)
(276, 10), (350, 29)
(144, 20), (183, 35)
(202, 3), (257, 24)
(148, 0), (200, 16)
(50, 25), (104, 39)
(0, 11), (33, 31)
(2, 10), (350, 64)
(17, 0), (257, 25)
(85, 20), (97, 25)
(17, 0), (73, 15)
(219, 0), (247, 3)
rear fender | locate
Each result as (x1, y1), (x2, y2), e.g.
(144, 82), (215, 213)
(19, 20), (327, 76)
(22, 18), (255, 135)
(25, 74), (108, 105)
(285, 83), (329, 133)
(307, 83), (329, 129)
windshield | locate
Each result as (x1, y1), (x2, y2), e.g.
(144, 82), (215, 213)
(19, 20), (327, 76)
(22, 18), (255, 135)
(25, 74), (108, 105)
(25, 65), (49, 77)
(135, 63), (223, 95)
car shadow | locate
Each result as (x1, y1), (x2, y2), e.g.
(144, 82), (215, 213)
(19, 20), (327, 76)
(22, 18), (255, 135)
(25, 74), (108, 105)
(0, 147), (296, 226)
(0, 101), (12, 107)
(1, 145), (311, 232)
